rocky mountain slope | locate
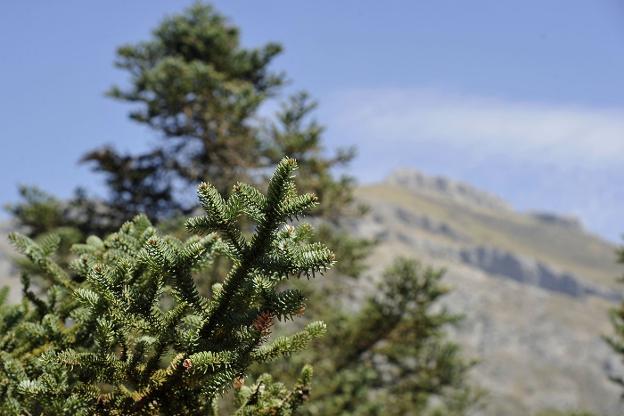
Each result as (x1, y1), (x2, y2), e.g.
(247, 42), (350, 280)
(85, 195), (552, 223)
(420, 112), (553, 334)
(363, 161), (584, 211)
(354, 169), (623, 415)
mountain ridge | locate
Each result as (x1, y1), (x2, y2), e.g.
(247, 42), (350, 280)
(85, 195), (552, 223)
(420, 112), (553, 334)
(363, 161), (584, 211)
(354, 169), (623, 415)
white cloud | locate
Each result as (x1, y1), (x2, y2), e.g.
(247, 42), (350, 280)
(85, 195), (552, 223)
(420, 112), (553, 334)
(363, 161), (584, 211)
(326, 88), (624, 166)
(320, 88), (624, 241)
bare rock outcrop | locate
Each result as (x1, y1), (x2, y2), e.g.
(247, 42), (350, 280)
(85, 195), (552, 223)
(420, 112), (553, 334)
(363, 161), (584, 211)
(459, 246), (620, 302)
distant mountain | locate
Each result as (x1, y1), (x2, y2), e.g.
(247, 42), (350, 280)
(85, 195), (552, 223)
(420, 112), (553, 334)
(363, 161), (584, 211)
(354, 169), (623, 415)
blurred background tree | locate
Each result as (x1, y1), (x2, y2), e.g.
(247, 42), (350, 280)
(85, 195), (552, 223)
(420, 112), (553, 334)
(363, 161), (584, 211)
(605, 247), (624, 392)
(9, 3), (358, 236)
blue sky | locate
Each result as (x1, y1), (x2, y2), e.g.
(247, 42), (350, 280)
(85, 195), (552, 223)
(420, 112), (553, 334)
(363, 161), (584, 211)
(1, 1), (624, 241)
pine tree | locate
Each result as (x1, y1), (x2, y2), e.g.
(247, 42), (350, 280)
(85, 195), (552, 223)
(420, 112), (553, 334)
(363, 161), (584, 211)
(10, 3), (359, 247)
(265, 258), (480, 416)
(5, 3), (478, 414)
(84, 2), (282, 215)
(1, 159), (332, 415)
(81, 3), (358, 230)
(606, 247), (624, 389)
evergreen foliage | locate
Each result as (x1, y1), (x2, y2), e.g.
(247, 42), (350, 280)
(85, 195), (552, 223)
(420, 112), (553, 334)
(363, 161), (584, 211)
(228, 365), (314, 416)
(606, 247), (624, 390)
(4, 3), (479, 415)
(0, 159), (332, 415)
(275, 258), (480, 415)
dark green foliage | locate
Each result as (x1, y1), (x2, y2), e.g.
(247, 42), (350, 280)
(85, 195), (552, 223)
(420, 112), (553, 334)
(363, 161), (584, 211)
(79, 148), (178, 223)
(6, 187), (103, 290)
(92, 6), (358, 228)
(100, 2), (283, 196)
(6, 186), (107, 240)
(76, 2), (282, 227)
(606, 307), (624, 387)
(7, 186), (69, 237)
(227, 365), (314, 416)
(0, 159), (331, 415)
(606, 247), (624, 390)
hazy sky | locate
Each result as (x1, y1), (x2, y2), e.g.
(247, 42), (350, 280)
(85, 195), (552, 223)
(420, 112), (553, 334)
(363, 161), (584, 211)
(2, 1), (624, 241)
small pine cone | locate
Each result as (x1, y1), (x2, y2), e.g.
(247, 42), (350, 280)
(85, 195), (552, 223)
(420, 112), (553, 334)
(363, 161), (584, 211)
(295, 305), (306, 316)
(300, 387), (310, 401)
(183, 358), (193, 370)
(97, 393), (112, 406)
(253, 311), (274, 336)
(233, 376), (245, 390)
